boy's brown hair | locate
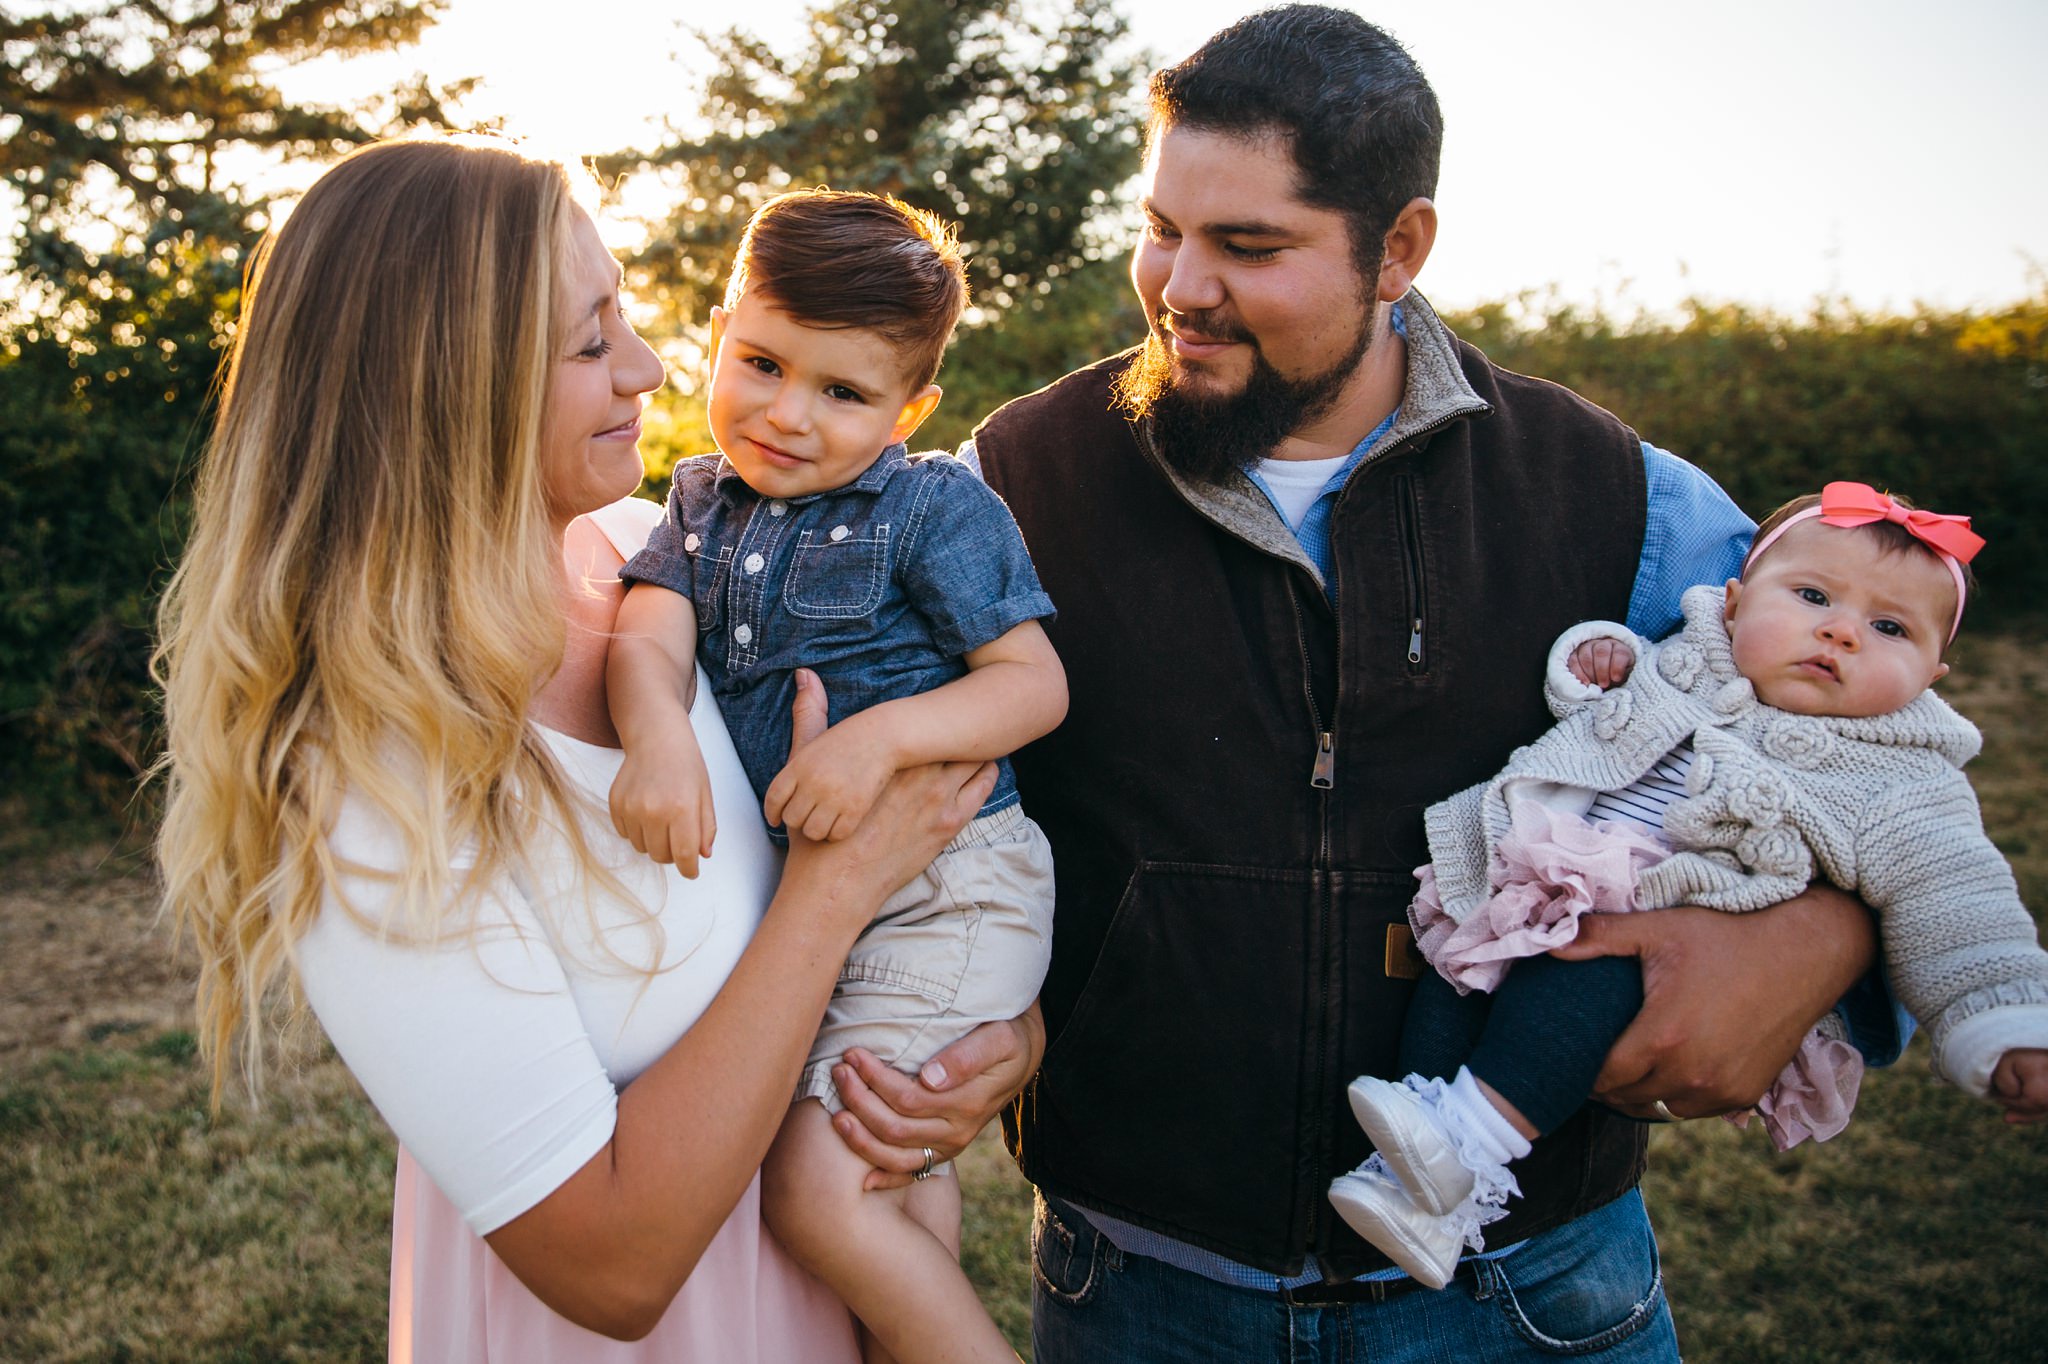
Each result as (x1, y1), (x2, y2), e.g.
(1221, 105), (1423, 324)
(724, 189), (968, 392)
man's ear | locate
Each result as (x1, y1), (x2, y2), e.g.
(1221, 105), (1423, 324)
(891, 384), (943, 444)
(1376, 197), (1438, 303)
(1722, 577), (1743, 622)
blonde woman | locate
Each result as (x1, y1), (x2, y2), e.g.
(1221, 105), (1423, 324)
(155, 136), (1035, 1360)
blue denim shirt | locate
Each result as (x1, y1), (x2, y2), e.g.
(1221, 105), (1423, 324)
(621, 443), (1054, 839)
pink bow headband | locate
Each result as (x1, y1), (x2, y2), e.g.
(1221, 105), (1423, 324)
(1745, 481), (1984, 643)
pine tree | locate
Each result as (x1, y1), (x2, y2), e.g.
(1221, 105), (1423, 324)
(606, 0), (1151, 451)
(0, 1), (459, 818)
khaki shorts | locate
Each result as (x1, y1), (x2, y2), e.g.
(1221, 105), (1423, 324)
(797, 803), (1054, 1112)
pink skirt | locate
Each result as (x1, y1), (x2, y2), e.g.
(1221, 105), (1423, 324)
(388, 1147), (859, 1363)
(1409, 799), (1863, 1151)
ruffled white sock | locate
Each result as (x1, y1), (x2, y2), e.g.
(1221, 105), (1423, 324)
(1443, 1067), (1533, 1165)
(1399, 1068), (1530, 1253)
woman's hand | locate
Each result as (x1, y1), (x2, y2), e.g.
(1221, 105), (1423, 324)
(777, 669), (995, 926)
(828, 1003), (1046, 1189)
(1552, 886), (1877, 1118)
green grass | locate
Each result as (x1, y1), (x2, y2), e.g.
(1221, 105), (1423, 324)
(0, 1034), (390, 1362)
(3, 630), (2045, 1361)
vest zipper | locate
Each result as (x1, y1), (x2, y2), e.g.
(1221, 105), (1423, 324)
(1311, 731), (1336, 788)
(1286, 583), (1335, 797)
(1395, 472), (1428, 673)
(1286, 574), (1340, 1252)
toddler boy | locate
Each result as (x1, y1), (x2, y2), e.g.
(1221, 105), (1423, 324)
(608, 190), (1060, 1364)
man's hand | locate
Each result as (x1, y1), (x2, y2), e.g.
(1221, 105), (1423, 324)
(1991, 1049), (2048, 1124)
(608, 726), (717, 876)
(1551, 887), (1877, 1117)
(763, 712), (897, 843)
(1567, 638), (1636, 691)
(828, 1005), (1045, 1190)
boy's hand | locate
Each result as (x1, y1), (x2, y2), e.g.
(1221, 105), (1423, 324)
(1567, 638), (1636, 690)
(609, 727), (717, 876)
(1991, 1048), (2048, 1124)
(764, 715), (897, 843)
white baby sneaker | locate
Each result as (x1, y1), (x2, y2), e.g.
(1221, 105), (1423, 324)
(1346, 1075), (1474, 1215)
(1326, 1163), (1462, 1290)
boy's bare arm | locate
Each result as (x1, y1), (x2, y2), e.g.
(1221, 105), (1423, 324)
(607, 583), (717, 873)
(764, 620), (1067, 842)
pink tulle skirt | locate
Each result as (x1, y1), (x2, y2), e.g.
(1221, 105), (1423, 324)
(387, 1147), (859, 1363)
(1409, 799), (1863, 1151)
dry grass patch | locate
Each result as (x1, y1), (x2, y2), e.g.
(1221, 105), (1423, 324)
(0, 1032), (391, 1362)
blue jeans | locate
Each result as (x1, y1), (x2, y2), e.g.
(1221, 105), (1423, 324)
(1031, 1190), (1679, 1363)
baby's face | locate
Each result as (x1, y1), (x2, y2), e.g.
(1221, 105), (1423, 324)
(1723, 521), (1954, 718)
(705, 289), (937, 500)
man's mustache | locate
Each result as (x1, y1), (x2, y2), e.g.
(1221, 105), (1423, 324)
(1156, 309), (1256, 347)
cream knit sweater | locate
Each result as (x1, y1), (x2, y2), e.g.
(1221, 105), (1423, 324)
(1422, 585), (2048, 1096)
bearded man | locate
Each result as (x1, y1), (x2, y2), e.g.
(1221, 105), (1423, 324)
(962, 6), (1894, 1361)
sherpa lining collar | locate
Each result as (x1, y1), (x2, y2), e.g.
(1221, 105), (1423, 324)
(1131, 290), (1492, 590)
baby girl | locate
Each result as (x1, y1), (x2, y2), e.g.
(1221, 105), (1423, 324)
(1328, 482), (2048, 1287)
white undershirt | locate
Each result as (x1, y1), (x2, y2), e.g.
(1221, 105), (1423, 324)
(1253, 452), (1352, 530)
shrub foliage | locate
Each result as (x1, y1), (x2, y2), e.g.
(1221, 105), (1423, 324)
(0, 0), (460, 819)
(1443, 294), (2048, 619)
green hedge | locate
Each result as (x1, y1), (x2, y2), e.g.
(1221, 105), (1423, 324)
(0, 250), (231, 825)
(1442, 296), (2048, 620)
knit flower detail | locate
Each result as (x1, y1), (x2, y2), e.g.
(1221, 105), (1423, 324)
(1711, 676), (1756, 719)
(1737, 824), (1810, 878)
(1657, 642), (1706, 693)
(1761, 715), (1836, 770)
(1722, 766), (1790, 827)
(1592, 688), (1634, 741)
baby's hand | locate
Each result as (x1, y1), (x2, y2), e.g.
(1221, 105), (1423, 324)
(1567, 638), (1636, 691)
(609, 726), (717, 876)
(1991, 1048), (2048, 1124)
(764, 717), (896, 843)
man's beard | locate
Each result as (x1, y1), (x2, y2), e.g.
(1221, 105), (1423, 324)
(1111, 310), (1373, 485)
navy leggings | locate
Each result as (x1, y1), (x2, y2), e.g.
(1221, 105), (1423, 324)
(1399, 952), (1644, 1135)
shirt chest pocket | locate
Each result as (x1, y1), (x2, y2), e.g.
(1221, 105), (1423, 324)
(785, 522), (891, 619)
(682, 536), (735, 635)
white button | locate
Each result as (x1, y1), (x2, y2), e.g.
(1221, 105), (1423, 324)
(744, 553), (765, 574)
(733, 624), (753, 645)
(684, 533), (701, 553)
(830, 524), (850, 542)
(769, 501), (788, 517)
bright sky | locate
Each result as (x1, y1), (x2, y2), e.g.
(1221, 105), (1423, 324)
(287, 0), (2047, 317)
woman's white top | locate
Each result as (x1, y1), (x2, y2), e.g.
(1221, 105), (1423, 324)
(294, 497), (784, 1235)
(292, 498), (856, 1360)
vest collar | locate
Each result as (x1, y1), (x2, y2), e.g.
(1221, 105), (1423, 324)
(1131, 289), (1493, 586)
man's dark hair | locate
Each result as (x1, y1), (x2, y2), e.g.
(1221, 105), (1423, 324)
(1148, 4), (1442, 274)
(725, 189), (968, 391)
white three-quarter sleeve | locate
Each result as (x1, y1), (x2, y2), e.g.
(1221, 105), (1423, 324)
(293, 799), (621, 1236)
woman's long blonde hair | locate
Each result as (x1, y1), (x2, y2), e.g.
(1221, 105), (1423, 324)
(156, 136), (599, 1100)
